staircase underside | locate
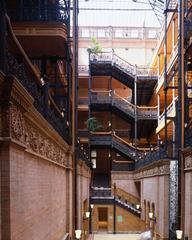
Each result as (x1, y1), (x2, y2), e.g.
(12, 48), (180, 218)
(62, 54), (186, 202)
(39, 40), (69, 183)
(90, 62), (157, 105)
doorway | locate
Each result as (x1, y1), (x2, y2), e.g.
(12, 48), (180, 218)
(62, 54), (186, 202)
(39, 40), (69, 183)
(98, 207), (108, 231)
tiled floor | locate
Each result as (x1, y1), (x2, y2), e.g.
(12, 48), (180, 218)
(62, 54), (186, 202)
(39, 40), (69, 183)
(93, 233), (140, 240)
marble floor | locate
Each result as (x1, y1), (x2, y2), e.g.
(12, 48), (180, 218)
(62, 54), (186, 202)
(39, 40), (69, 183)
(93, 233), (140, 240)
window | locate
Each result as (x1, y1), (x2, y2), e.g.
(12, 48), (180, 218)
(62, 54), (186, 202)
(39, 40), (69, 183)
(131, 30), (138, 38)
(115, 29), (123, 38)
(98, 29), (105, 38)
(148, 30), (157, 39)
(82, 29), (89, 38)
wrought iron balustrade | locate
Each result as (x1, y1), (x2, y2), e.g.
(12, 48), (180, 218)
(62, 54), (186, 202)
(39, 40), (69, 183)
(185, 127), (192, 147)
(90, 51), (157, 77)
(135, 145), (168, 169)
(90, 132), (169, 169)
(90, 91), (158, 120)
(90, 186), (140, 216)
(6, 47), (70, 142)
(78, 65), (89, 76)
(78, 129), (89, 137)
(158, 98), (177, 126)
(91, 187), (112, 198)
(90, 132), (151, 161)
(7, 1), (70, 24)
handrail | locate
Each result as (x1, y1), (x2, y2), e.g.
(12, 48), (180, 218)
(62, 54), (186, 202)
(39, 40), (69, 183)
(48, 92), (63, 118)
(159, 96), (178, 122)
(91, 89), (112, 93)
(91, 131), (112, 135)
(113, 91), (134, 106)
(61, 233), (70, 240)
(6, 14), (42, 86)
(137, 105), (158, 110)
(90, 51), (157, 76)
(113, 132), (151, 151)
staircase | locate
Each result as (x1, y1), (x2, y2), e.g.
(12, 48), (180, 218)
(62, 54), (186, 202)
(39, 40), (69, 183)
(90, 52), (157, 89)
(91, 90), (157, 120)
(91, 187), (141, 217)
(90, 132), (150, 161)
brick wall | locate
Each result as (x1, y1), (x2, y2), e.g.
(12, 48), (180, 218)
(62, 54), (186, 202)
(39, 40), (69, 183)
(0, 76), (74, 240)
(8, 143), (70, 240)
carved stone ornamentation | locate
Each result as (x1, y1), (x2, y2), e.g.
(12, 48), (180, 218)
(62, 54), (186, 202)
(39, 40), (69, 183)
(10, 105), (26, 143)
(185, 155), (192, 169)
(10, 104), (67, 166)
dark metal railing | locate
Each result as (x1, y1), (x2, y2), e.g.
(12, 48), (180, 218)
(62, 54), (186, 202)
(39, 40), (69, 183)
(135, 145), (168, 170)
(90, 132), (170, 169)
(91, 187), (112, 198)
(90, 90), (158, 120)
(90, 51), (157, 77)
(6, 47), (70, 142)
(7, 1), (70, 24)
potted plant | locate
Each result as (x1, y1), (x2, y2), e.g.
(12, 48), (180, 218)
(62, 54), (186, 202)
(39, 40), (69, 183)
(85, 117), (102, 132)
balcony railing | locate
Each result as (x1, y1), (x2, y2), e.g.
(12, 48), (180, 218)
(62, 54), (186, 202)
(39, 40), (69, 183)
(5, 15), (70, 142)
(90, 51), (158, 77)
(158, 97), (177, 127)
(78, 65), (89, 76)
(7, 1), (70, 24)
(91, 90), (157, 120)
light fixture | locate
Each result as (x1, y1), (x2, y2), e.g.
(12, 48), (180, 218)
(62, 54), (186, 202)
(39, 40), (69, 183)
(149, 212), (153, 219)
(90, 204), (94, 209)
(136, 204), (140, 210)
(108, 121), (111, 127)
(85, 211), (90, 218)
(108, 151), (111, 158)
(91, 150), (97, 157)
(176, 230), (183, 240)
(91, 159), (96, 169)
(75, 230), (82, 239)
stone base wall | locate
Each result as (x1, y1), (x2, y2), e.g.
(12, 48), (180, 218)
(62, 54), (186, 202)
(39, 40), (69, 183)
(111, 161), (170, 239)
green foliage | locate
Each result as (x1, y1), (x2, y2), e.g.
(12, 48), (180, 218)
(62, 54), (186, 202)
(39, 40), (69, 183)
(88, 37), (102, 53)
(85, 117), (102, 132)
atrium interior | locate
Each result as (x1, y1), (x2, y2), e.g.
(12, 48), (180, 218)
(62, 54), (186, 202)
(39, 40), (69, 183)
(0, 0), (192, 240)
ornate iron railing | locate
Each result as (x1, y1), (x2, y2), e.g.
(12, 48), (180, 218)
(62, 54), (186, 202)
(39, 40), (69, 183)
(91, 90), (158, 120)
(78, 65), (89, 76)
(7, 1), (70, 24)
(90, 132), (170, 169)
(90, 51), (158, 77)
(6, 47), (70, 142)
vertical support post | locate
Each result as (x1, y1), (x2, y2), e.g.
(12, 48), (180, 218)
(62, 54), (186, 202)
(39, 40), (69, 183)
(113, 183), (116, 234)
(72, 0), (79, 236)
(89, 201), (92, 234)
(66, 0), (71, 140)
(0, 0), (6, 73)
(178, 0), (185, 232)
(164, 0), (168, 152)
(134, 65), (137, 156)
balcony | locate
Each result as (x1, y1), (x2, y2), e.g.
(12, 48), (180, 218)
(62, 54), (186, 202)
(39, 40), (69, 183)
(90, 52), (157, 91)
(156, 97), (177, 133)
(156, 44), (178, 94)
(5, 17), (71, 143)
(7, 2), (70, 57)
(90, 90), (157, 120)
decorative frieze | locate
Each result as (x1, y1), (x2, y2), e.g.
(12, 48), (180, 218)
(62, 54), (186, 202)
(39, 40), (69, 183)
(134, 164), (170, 180)
(10, 104), (68, 166)
(185, 155), (192, 169)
